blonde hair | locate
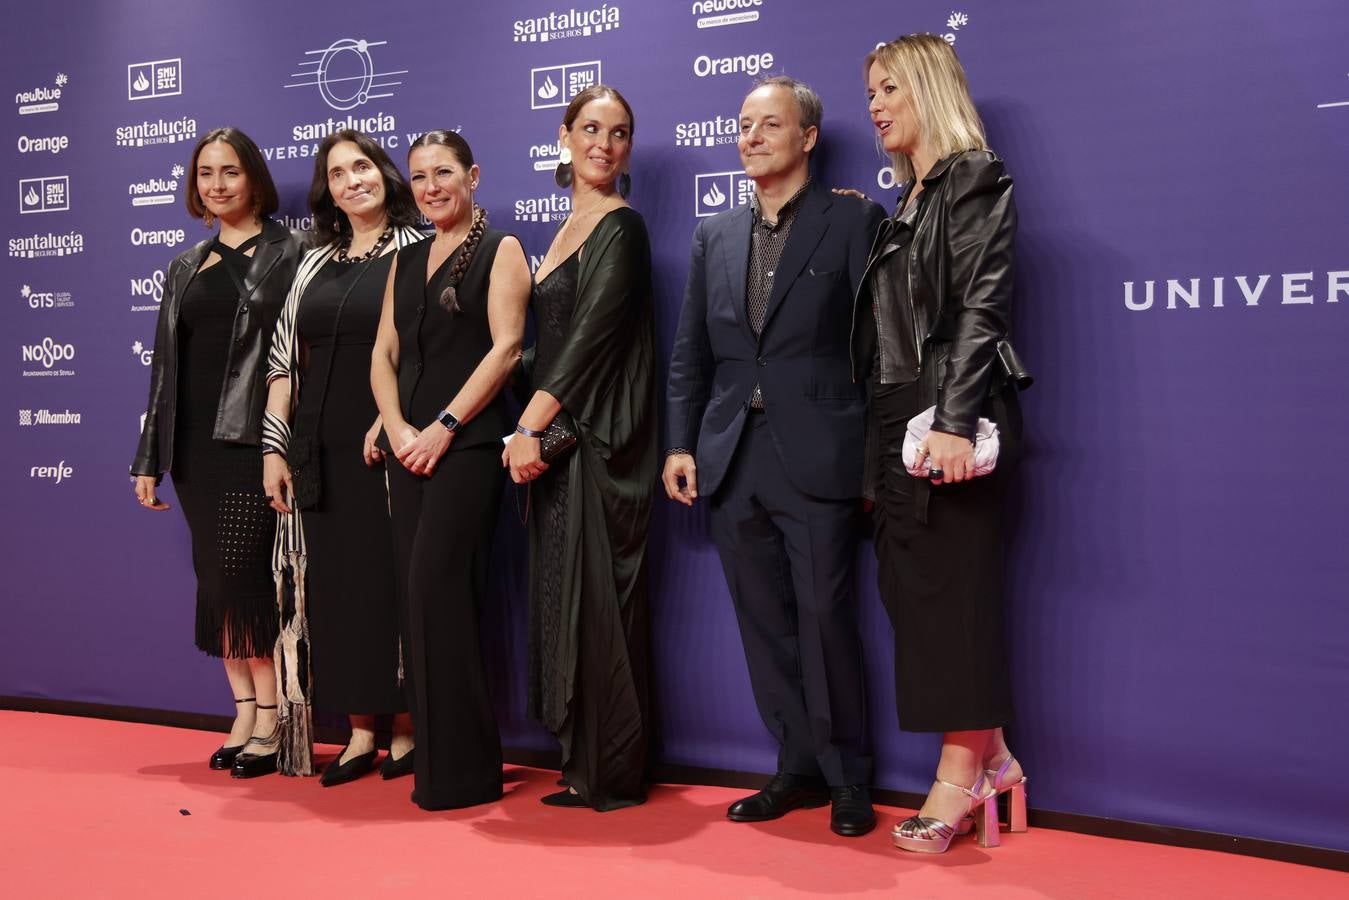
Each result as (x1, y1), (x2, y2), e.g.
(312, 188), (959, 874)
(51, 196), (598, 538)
(864, 34), (987, 183)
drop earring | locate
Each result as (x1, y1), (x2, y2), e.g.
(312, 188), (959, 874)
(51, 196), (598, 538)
(554, 146), (573, 189)
(617, 171), (631, 199)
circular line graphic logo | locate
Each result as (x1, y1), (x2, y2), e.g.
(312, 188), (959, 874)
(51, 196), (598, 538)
(285, 39), (406, 111)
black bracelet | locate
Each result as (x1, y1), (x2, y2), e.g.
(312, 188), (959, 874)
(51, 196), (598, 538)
(515, 424), (545, 439)
(665, 447), (692, 458)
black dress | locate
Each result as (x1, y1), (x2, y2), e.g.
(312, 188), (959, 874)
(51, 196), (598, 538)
(525, 208), (657, 811)
(384, 230), (511, 810)
(172, 239), (278, 658)
(291, 254), (403, 714)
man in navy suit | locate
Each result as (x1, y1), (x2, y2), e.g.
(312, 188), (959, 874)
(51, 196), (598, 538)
(663, 76), (885, 837)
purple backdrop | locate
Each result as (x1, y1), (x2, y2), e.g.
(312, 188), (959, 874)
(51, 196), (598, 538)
(4, 0), (1347, 853)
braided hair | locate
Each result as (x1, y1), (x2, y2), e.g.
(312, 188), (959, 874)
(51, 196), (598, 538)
(409, 130), (489, 314)
(439, 204), (488, 313)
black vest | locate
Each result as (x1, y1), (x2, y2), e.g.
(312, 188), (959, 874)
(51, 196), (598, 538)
(392, 228), (510, 452)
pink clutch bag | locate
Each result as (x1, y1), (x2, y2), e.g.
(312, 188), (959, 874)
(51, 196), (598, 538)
(901, 406), (1000, 478)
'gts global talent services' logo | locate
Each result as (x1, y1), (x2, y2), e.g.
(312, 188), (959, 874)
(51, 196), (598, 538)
(132, 340), (154, 367)
(692, 0), (763, 29)
(514, 4), (621, 43)
(129, 165), (183, 208)
(18, 176), (69, 214)
(531, 61), (601, 110)
(128, 58), (182, 101)
(21, 283), (74, 310)
(15, 73), (66, 115)
(694, 171), (753, 218)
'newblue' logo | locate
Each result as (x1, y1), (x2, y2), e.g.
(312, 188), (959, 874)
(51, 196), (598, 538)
(531, 61), (601, 110)
(692, 0), (763, 29)
(18, 177), (68, 214)
(16, 73), (66, 115)
(128, 59), (182, 101)
(694, 171), (753, 217)
(285, 38), (407, 111)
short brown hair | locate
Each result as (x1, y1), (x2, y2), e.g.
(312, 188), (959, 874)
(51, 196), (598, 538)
(185, 127), (279, 220)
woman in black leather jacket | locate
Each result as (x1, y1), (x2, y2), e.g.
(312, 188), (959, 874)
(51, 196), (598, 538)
(854, 35), (1029, 853)
(131, 127), (306, 778)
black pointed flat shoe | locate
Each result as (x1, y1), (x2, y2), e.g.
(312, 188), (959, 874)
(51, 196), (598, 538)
(320, 747), (378, 787)
(209, 744), (245, 770)
(379, 748), (414, 780)
(540, 789), (589, 808)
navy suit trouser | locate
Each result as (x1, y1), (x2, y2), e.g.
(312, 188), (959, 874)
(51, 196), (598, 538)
(710, 412), (871, 786)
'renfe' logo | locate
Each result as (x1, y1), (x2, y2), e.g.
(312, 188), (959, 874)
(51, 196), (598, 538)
(531, 61), (601, 110)
(29, 461), (73, 484)
(694, 171), (753, 217)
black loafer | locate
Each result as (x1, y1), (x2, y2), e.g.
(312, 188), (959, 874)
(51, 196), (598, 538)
(230, 750), (278, 779)
(829, 785), (876, 837)
(540, 789), (589, 808)
(379, 748), (414, 780)
(209, 744), (245, 770)
(726, 773), (829, 822)
(320, 747), (377, 787)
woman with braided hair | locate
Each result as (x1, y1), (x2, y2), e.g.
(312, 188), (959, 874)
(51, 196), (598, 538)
(370, 129), (531, 809)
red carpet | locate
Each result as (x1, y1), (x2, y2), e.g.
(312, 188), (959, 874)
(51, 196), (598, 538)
(1, 712), (1339, 898)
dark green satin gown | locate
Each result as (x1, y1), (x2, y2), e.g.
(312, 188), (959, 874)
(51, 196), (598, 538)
(524, 207), (657, 811)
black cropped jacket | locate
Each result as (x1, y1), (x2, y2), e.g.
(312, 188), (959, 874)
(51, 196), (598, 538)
(851, 150), (1021, 438)
(131, 219), (306, 479)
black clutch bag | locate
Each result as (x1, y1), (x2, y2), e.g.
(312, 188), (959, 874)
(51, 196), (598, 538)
(539, 412), (578, 463)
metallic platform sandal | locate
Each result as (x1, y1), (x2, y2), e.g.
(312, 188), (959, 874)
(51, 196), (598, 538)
(892, 776), (998, 853)
(985, 755), (1029, 834)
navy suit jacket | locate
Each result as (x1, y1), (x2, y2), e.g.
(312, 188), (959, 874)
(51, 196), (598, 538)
(665, 183), (885, 500)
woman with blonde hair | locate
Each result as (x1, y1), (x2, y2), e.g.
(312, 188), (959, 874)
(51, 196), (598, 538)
(852, 34), (1032, 853)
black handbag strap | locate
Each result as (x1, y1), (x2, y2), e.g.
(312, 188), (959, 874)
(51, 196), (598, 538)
(303, 255), (380, 441)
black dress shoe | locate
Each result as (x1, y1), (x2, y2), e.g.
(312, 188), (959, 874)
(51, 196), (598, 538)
(379, 748), (414, 780)
(209, 744), (245, 770)
(829, 785), (876, 837)
(726, 773), (829, 822)
(320, 747), (377, 787)
(231, 750), (278, 779)
(540, 789), (589, 808)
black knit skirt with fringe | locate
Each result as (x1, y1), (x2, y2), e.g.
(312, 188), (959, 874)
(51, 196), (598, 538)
(169, 263), (279, 659)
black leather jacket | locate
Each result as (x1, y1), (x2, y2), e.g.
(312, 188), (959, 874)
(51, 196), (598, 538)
(131, 219), (306, 478)
(851, 150), (1018, 440)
